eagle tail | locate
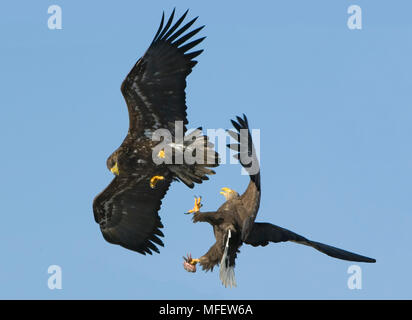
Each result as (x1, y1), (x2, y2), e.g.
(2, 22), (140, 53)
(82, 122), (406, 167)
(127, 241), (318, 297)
(219, 229), (237, 288)
(168, 128), (220, 188)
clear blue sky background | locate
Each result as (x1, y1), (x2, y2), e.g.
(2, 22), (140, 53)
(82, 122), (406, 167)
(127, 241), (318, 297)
(0, 0), (411, 299)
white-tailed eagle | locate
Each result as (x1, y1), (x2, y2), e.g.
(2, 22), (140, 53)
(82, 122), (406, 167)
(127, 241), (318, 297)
(93, 9), (218, 255)
(183, 115), (375, 288)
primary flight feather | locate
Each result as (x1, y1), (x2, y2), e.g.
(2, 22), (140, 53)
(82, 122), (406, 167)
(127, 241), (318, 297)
(183, 115), (375, 288)
(93, 9), (218, 255)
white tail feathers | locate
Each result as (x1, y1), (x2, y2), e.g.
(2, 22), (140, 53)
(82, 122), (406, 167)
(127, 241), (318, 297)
(219, 229), (237, 288)
(161, 128), (218, 166)
(165, 129), (219, 188)
(184, 129), (219, 166)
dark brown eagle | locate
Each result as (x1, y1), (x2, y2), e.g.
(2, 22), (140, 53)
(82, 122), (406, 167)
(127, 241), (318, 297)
(183, 114), (376, 288)
(93, 9), (219, 255)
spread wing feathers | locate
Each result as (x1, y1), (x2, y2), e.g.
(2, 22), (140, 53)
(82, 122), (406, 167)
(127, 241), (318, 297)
(227, 114), (260, 190)
(166, 128), (220, 188)
(93, 175), (172, 255)
(245, 223), (376, 263)
(121, 9), (205, 136)
(227, 114), (261, 241)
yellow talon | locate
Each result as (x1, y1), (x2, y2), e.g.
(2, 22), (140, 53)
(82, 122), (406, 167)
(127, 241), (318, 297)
(150, 175), (165, 188)
(158, 149), (165, 159)
(187, 196), (202, 214)
(183, 254), (200, 272)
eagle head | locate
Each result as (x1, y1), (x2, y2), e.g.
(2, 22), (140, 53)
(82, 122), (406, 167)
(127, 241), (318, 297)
(220, 187), (239, 200)
(107, 152), (120, 176)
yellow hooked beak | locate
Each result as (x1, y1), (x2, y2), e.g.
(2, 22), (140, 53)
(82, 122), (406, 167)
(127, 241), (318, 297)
(110, 162), (119, 176)
(220, 187), (232, 196)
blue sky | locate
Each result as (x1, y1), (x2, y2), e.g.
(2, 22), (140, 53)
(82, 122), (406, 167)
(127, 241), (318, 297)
(0, 0), (411, 299)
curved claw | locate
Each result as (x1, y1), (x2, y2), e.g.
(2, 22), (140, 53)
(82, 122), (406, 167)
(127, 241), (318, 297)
(183, 253), (200, 273)
(183, 253), (192, 262)
(185, 196), (202, 214)
(150, 175), (165, 189)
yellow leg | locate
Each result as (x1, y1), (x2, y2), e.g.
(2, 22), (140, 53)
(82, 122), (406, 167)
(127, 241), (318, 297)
(157, 149), (165, 159)
(186, 196), (202, 214)
(190, 258), (200, 265)
(150, 175), (165, 188)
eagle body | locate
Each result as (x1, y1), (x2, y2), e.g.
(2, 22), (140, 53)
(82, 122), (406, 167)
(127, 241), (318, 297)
(205, 209), (242, 272)
(93, 10), (219, 255)
(187, 115), (375, 288)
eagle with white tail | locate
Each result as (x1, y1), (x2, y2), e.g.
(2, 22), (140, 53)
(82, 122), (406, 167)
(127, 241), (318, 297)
(93, 9), (219, 255)
(183, 114), (375, 288)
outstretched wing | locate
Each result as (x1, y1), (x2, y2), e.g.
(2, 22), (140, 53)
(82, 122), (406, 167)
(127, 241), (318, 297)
(245, 222), (376, 263)
(228, 114), (260, 191)
(93, 175), (172, 255)
(121, 9), (205, 137)
(227, 114), (261, 241)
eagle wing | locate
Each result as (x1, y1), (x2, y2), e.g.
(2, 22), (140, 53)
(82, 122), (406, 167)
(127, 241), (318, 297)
(227, 114), (261, 241)
(93, 174), (172, 255)
(245, 222), (376, 263)
(121, 9), (205, 137)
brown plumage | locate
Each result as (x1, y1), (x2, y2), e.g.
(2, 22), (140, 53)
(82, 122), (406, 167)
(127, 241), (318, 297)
(185, 114), (375, 288)
(93, 10), (218, 255)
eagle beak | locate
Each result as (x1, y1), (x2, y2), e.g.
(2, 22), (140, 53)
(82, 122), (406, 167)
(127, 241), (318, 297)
(220, 187), (232, 196)
(110, 162), (119, 176)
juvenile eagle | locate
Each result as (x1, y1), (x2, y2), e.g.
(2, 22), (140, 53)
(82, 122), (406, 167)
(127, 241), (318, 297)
(183, 115), (375, 288)
(93, 10), (218, 255)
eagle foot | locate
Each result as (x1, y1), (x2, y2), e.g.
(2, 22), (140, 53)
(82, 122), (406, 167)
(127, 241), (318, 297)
(150, 175), (165, 189)
(157, 149), (166, 159)
(185, 196), (202, 214)
(183, 253), (200, 273)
